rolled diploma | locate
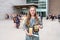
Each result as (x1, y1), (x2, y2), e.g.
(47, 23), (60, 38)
(32, 34), (39, 37)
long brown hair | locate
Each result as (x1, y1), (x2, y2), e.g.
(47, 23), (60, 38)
(26, 6), (39, 26)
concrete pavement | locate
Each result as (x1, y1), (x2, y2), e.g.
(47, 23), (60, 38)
(0, 18), (60, 40)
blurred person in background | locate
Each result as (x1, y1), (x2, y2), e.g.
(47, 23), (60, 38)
(5, 14), (9, 19)
(58, 14), (60, 22)
(51, 14), (55, 21)
(13, 14), (20, 29)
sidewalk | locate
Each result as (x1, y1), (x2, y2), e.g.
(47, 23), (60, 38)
(0, 18), (60, 40)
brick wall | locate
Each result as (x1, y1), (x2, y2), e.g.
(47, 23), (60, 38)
(49, 0), (60, 16)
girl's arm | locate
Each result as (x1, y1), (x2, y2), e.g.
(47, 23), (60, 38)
(23, 17), (32, 36)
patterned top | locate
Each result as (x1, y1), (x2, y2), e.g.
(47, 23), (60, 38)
(23, 17), (41, 31)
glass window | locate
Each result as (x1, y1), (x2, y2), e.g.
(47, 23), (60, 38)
(38, 1), (46, 9)
(26, 0), (38, 4)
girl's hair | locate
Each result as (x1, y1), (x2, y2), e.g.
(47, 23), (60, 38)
(26, 6), (39, 26)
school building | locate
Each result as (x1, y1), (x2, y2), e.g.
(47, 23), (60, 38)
(0, 0), (60, 20)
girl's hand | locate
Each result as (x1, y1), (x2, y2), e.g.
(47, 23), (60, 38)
(25, 30), (33, 36)
(27, 33), (33, 36)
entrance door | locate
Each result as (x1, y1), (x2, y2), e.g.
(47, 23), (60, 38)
(37, 12), (46, 17)
(41, 12), (46, 17)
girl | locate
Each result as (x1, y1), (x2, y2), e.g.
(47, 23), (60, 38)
(24, 6), (42, 40)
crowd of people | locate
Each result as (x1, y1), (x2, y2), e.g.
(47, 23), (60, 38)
(46, 14), (60, 22)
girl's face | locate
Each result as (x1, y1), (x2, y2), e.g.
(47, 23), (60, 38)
(29, 7), (36, 16)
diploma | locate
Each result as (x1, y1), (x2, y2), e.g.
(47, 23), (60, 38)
(32, 34), (39, 37)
